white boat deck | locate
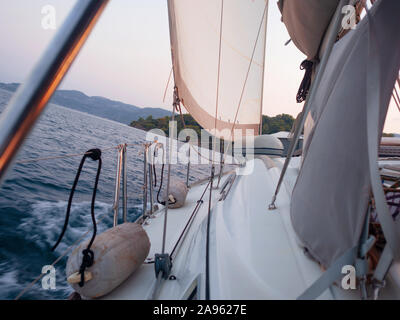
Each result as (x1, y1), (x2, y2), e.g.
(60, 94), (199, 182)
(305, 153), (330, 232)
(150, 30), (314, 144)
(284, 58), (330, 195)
(103, 157), (400, 300)
(104, 172), (232, 299)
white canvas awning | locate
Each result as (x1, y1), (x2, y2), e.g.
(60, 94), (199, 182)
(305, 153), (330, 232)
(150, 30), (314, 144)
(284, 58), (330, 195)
(278, 0), (340, 60)
(291, 0), (400, 268)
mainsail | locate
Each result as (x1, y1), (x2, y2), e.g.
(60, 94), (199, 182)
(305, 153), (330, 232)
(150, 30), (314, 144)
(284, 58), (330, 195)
(167, 0), (268, 140)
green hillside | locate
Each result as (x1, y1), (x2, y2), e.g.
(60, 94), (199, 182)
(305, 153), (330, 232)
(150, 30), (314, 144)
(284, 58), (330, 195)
(130, 113), (296, 136)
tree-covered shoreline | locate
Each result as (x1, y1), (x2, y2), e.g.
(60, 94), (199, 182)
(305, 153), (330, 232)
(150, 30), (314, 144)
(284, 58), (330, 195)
(130, 113), (296, 136)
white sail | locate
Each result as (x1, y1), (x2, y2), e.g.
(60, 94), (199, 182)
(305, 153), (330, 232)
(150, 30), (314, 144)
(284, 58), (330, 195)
(168, 0), (268, 140)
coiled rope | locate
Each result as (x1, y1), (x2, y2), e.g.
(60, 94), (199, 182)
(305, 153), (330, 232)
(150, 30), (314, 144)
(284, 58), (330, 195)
(296, 60), (315, 103)
(14, 146), (117, 164)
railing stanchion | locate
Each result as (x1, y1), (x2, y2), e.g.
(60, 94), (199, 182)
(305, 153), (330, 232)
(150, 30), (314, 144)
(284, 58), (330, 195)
(113, 145), (123, 227)
(143, 143), (149, 218)
(122, 144), (128, 223)
(217, 139), (224, 189)
(186, 137), (191, 187)
(149, 155), (154, 216)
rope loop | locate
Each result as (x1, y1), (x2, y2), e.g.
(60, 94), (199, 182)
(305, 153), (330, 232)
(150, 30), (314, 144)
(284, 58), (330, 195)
(79, 248), (94, 287)
(296, 59), (315, 103)
(87, 148), (101, 161)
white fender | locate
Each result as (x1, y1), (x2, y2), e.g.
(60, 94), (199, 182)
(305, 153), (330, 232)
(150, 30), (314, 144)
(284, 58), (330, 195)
(66, 222), (150, 298)
(163, 179), (188, 208)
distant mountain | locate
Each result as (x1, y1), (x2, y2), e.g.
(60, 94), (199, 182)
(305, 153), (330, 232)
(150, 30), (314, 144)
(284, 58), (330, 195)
(0, 83), (171, 125)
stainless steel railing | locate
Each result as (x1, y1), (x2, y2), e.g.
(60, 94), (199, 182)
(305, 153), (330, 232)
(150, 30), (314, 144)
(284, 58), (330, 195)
(142, 142), (150, 219)
(141, 140), (163, 220)
(112, 144), (127, 227)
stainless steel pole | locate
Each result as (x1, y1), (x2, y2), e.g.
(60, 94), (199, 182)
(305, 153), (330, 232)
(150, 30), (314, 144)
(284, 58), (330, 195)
(148, 161), (154, 215)
(143, 144), (149, 218)
(268, 0), (348, 209)
(113, 145), (123, 227)
(186, 140), (191, 187)
(217, 139), (224, 188)
(0, 0), (109, 183)
(122, 144), (128, 223)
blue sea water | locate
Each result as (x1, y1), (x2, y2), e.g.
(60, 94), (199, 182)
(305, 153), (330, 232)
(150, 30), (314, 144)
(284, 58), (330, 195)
(0, 88), (212, 300)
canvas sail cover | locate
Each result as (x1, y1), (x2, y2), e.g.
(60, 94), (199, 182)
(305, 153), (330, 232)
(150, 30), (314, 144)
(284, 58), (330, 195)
(291, 0), (400, 268)
(278, 0), (340, 60)
(168, 0), (267, 140)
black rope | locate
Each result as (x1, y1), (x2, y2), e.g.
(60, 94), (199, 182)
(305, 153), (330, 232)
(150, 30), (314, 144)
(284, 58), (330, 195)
(153, 164), (157, 187)
(157, 164), (165, 204)
(205, 165), (215, 300)
(153, 148), (157, 188)
(51, 148), (102, 287)
(155, 163), (177, 207)
(296, 60), (314, 103)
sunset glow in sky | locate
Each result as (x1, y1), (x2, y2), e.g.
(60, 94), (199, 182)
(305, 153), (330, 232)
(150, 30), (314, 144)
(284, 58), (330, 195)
(0, 0), (398, 133)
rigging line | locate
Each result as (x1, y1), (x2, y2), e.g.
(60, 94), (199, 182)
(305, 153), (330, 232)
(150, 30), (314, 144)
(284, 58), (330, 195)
(259, 0), (269, 135)
(212, 0), (224, 164)
(176, 103), (186, 134)
(229, 1), (268, 141)
(205, 165), (215, 300)
(173, 106), (218, 169)
(393, 93), (400, 113)
(14, 146), (118, 164)
(393, 84), (400, 111)
(170, 179), (211, 258)
(161, 88), (178, 254)
(190, 144), (222, 165)
(163, 67), (174, 103)
(393, 75), (400, 111)
(175, 102), (221, 165)
(14, 208), (112, 300)
(394, 76), (400, 98)
(206, 0), (223, 295)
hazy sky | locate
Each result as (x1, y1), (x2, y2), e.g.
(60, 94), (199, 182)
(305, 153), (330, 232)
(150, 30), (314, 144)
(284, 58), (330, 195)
(0, 0), (398, 133)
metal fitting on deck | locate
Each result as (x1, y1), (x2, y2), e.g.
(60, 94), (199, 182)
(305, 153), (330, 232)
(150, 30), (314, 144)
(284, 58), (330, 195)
(154, 253), (172, 280)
